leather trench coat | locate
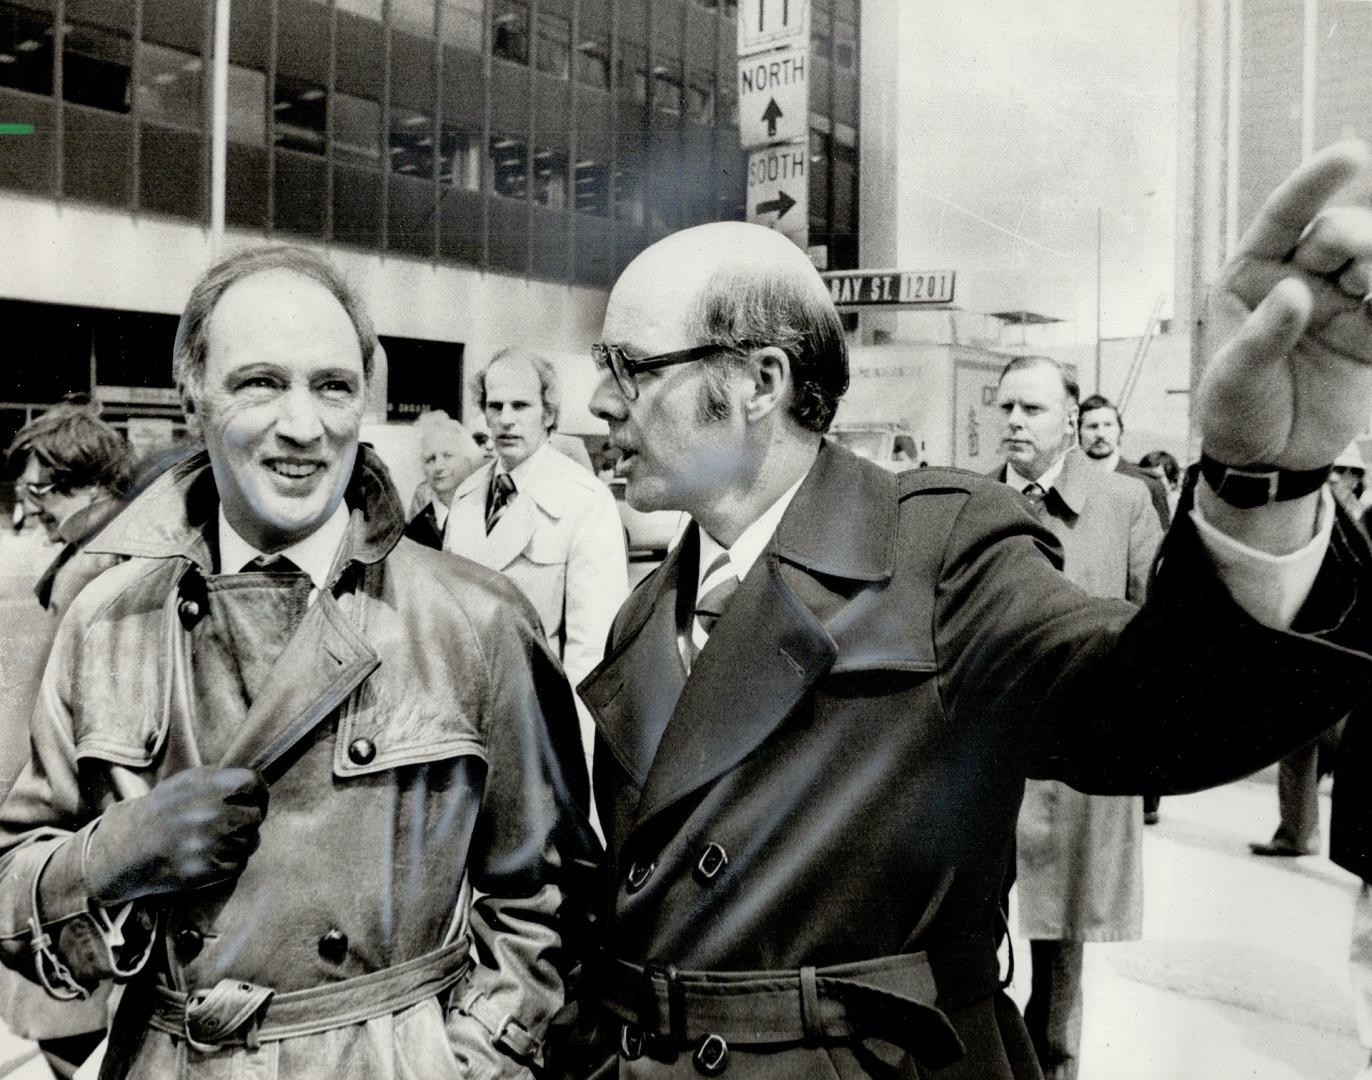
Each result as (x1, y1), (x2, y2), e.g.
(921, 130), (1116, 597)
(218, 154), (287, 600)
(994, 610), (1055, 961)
(570, 442), (1372, 1080)
(0, 449), (598, 1080)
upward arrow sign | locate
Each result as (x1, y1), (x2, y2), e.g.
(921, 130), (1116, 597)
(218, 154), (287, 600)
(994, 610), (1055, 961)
(762, 98), (783, 138)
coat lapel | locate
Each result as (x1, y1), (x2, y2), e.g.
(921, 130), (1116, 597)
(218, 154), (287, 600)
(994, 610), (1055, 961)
(445, 463), (537, 572)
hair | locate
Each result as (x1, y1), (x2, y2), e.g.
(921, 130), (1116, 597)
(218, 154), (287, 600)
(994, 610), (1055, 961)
(8, 404), (134, 497)
(688, 265), (849, 434)
(172, 246), (378, 393)
(1078, 393), (1123, 431)
(1138, 449), (1181, 488)
(420, 418), (479, 457)
(998, 355), (1080, 408)
(474, 347), (561, 432)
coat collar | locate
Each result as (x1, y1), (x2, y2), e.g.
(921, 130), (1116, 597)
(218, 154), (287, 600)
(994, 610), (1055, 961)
(1051, 449), (1092, 517)
(87, 445), (407, 586)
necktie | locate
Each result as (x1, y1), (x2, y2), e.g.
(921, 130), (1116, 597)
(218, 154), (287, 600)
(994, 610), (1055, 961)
(486, 472), (516, 534)
(241, 554), (302, 575)
(690, 552), (739, 663)
(1021, 482), (1048, 515)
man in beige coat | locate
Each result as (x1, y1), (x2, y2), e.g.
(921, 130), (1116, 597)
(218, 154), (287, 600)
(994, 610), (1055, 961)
(994, 355), (1164, 1080)
(445, 348), (628, 771)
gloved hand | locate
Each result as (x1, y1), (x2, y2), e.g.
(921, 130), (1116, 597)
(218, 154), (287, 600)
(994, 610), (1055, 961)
(84, 767), (268, 905)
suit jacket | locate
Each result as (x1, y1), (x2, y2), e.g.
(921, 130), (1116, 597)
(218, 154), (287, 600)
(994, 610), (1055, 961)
(574, 440), (1372, 1079)
(1116, 458), (1172, 529)
(404, 500), (447, 550)
(999, 451), (1165, 941)
(1330, 503), (1372, 882)
(446, 443), (629, 764)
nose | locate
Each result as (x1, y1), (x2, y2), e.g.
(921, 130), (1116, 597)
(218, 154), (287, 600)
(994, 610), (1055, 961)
(589, 368), (626, 423)
(1005, 404), (1025, 429)
(276, 385), (325, 444)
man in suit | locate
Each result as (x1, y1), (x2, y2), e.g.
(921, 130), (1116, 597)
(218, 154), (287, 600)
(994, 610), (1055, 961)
(567, 141), (1372, 1080)
(1077, 393), (1171, 530)
(994, 357), (1164, 1080)
(404, 415), (484, 549)
(445, 347), (628, 771)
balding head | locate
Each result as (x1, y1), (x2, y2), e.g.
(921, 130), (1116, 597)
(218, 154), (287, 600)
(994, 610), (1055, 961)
(607, 223), (848, 433)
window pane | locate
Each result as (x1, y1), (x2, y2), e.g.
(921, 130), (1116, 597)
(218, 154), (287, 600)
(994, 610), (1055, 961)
(136, 42), (202, 130)
(613, 165), (642, 225)
(64, 22), (131, 113)
(391, 0), (434, 36)
(337, 0), (383, 20)
(686, 68), (713, 123)
(574, 159), (607, 216)
(809, 129), (830, 227)
(492, 0), (528, 65)
(535, 11), (568, 78)
(833, 18), (855, 70)
(274, 76), (326, 155)
(336, 92), (381, 165)
(389, 106), (433, 176)
(228, 65), (266, 143)
(652, 56), (681, 117)
(533, 145), (566, 207)
(441, 0), (482, 51)
(440, 122), (479, 190)
(490, 133), (527, 198)
(717, 74), (737, 128)
(616, 38), (646, 102)
(574, 33), (608, 89)
(0, 3), (53, 97)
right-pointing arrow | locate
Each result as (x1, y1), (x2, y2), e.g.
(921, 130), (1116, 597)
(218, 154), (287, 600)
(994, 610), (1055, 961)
(754, 190), (796, 218)
(762, 97), (783, 138)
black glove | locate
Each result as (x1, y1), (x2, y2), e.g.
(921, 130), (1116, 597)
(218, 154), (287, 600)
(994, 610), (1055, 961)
(85, 767), (268, 905)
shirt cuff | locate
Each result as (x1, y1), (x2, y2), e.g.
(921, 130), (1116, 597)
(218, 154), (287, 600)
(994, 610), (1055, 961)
(1189, 487), (1334, 630)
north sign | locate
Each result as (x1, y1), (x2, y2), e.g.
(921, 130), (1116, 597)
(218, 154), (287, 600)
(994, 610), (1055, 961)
(738, 44), (808, 149)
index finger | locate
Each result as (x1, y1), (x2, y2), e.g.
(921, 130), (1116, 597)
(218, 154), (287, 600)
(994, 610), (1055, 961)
(1236, 140), (1371, 261)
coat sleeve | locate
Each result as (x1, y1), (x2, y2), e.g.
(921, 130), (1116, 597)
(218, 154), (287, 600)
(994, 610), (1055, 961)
(446, 582), (600, 1079)
(1125, 481), (1164, 605)
(0, 600), (156, 999)
(932, 480), (1372, 797)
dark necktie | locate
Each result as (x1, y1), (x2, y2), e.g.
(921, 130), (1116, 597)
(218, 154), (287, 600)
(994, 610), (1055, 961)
(241, 554), (302, 575)
(1021, 482), (1048, 516)
(486, 472), (516, 535)
(690, 551), (739, 664)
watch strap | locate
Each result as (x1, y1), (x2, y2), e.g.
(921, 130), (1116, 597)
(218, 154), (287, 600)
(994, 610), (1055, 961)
(1199, 454), (1331, 508)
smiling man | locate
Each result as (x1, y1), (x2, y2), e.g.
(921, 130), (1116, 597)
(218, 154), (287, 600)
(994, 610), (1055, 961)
(0, 246), (596, 1080)
(567, 145), (1372, 1080)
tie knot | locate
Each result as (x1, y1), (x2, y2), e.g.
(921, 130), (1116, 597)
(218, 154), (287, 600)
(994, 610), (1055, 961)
(493, 472), (516, 498)
(1021, 482), (1047, 503)
(695, 552), (738, 628)
(241, 553), (302, 575)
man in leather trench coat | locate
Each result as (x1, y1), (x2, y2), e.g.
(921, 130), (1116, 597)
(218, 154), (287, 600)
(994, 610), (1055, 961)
(0, 246), (598, 1080)
(562, 143), (1372, 1079)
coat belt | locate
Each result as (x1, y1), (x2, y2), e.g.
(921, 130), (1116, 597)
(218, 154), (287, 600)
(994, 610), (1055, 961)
(599, 940), (998, 1072)
(147, 939), (472, 1051)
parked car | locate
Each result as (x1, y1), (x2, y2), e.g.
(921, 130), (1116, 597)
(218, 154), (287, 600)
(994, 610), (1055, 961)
(610, 477), (685, 558)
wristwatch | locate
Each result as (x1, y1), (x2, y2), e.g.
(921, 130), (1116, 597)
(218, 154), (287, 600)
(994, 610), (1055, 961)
(1198, 454), (1332, 508)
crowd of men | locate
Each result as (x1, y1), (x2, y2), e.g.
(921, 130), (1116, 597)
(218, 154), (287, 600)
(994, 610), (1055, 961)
(0, 143), (1369, 1080)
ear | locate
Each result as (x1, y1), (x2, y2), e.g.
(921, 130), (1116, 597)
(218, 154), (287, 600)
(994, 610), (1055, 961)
(740, 346), (792, 423)
(180, 385), (203, 439)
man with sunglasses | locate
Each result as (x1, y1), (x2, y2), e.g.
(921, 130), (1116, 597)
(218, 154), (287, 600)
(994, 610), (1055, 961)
(565, 143), (1372, 1080)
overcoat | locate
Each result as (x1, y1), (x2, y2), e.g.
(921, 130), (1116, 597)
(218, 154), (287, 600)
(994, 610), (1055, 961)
(0, 448), (597, 1080)
(573, 441), (1372, 1079)
(1330, 503), (1372, 883)
(1004, 451), (1164, 942)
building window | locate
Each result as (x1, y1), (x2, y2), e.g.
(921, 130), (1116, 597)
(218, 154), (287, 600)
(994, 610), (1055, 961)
(392, 0), (434, 36)
(574, 159), (608, 216)
(613, 165), (642, 225)
(335, 93), (381, 166)
(0, 3), (53, 97)
(135, 42), (202, 130)
(533, 145), (567, 207)
(833, 18), (856, 70)
(652, 56), (682, 117)
(490, 133), (527, 198)
(616, 39), (647, 102)
(228, 65), (266, 144)
(492, 0), (529, 65)
(809, 128), (830, 227)
(441, 123), (480, 189)
(574, 34), (609, 89)
(273, 76), (326, 155)
(441, 0), (483, 52)
(64, 22), (131, 113)
(717, 75), (737, 128)
(389, 107), (434, 176)
(686, 69), (714, 123)
(535, 11), (569, 78)
(337, 0), (383, 20)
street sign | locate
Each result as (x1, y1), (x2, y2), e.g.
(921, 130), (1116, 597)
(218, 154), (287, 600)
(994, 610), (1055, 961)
(746, 141), (808, 245)
(738, 0), (810, 57)
(738, 44), (807, 148)
(822, 269), (958, 308)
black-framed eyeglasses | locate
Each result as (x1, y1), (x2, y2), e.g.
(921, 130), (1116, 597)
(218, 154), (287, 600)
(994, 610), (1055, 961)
(592, 342), (728, 402)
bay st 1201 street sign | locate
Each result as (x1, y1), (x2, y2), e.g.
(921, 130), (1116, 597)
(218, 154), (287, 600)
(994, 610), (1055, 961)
(738, 0), (810, 57)
(822, 269), (958, 308)
(747, 141), (807, 244)
(738, 44), (807, 148)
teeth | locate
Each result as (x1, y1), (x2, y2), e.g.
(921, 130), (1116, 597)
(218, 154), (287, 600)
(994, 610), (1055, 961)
(270, 461), (318, 478)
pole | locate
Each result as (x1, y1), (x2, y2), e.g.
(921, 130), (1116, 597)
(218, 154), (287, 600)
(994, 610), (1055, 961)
(210, 0), (230, 253)
(1095, 206), (1102, 394)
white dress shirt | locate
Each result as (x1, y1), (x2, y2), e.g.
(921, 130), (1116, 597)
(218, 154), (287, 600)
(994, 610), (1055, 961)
(217, 501), (351, 604)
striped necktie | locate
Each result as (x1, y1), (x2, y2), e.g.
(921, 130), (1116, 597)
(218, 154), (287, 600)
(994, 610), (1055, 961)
(486, 471), (516, 534)
(690, 551), (739, 663)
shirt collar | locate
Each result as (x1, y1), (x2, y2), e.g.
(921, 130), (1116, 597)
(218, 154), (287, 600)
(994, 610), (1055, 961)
(430, 498), (449, 531)
(696, 474), (807, 592)
(217, 500), (350, 593)
(499, 440), (550, 487)
(1006, 452), (1067, 494)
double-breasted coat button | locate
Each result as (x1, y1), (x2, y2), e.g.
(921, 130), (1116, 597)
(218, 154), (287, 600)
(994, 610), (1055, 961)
(625, 860), (655, 892)
(318, 929), (349, 964)
(619, 1023), (645, 1060)
(693, 1033), (728, 1075)
(695, 843), (728, 883)
(347, 738), (376, 766)
(172, 927), (203, 961)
